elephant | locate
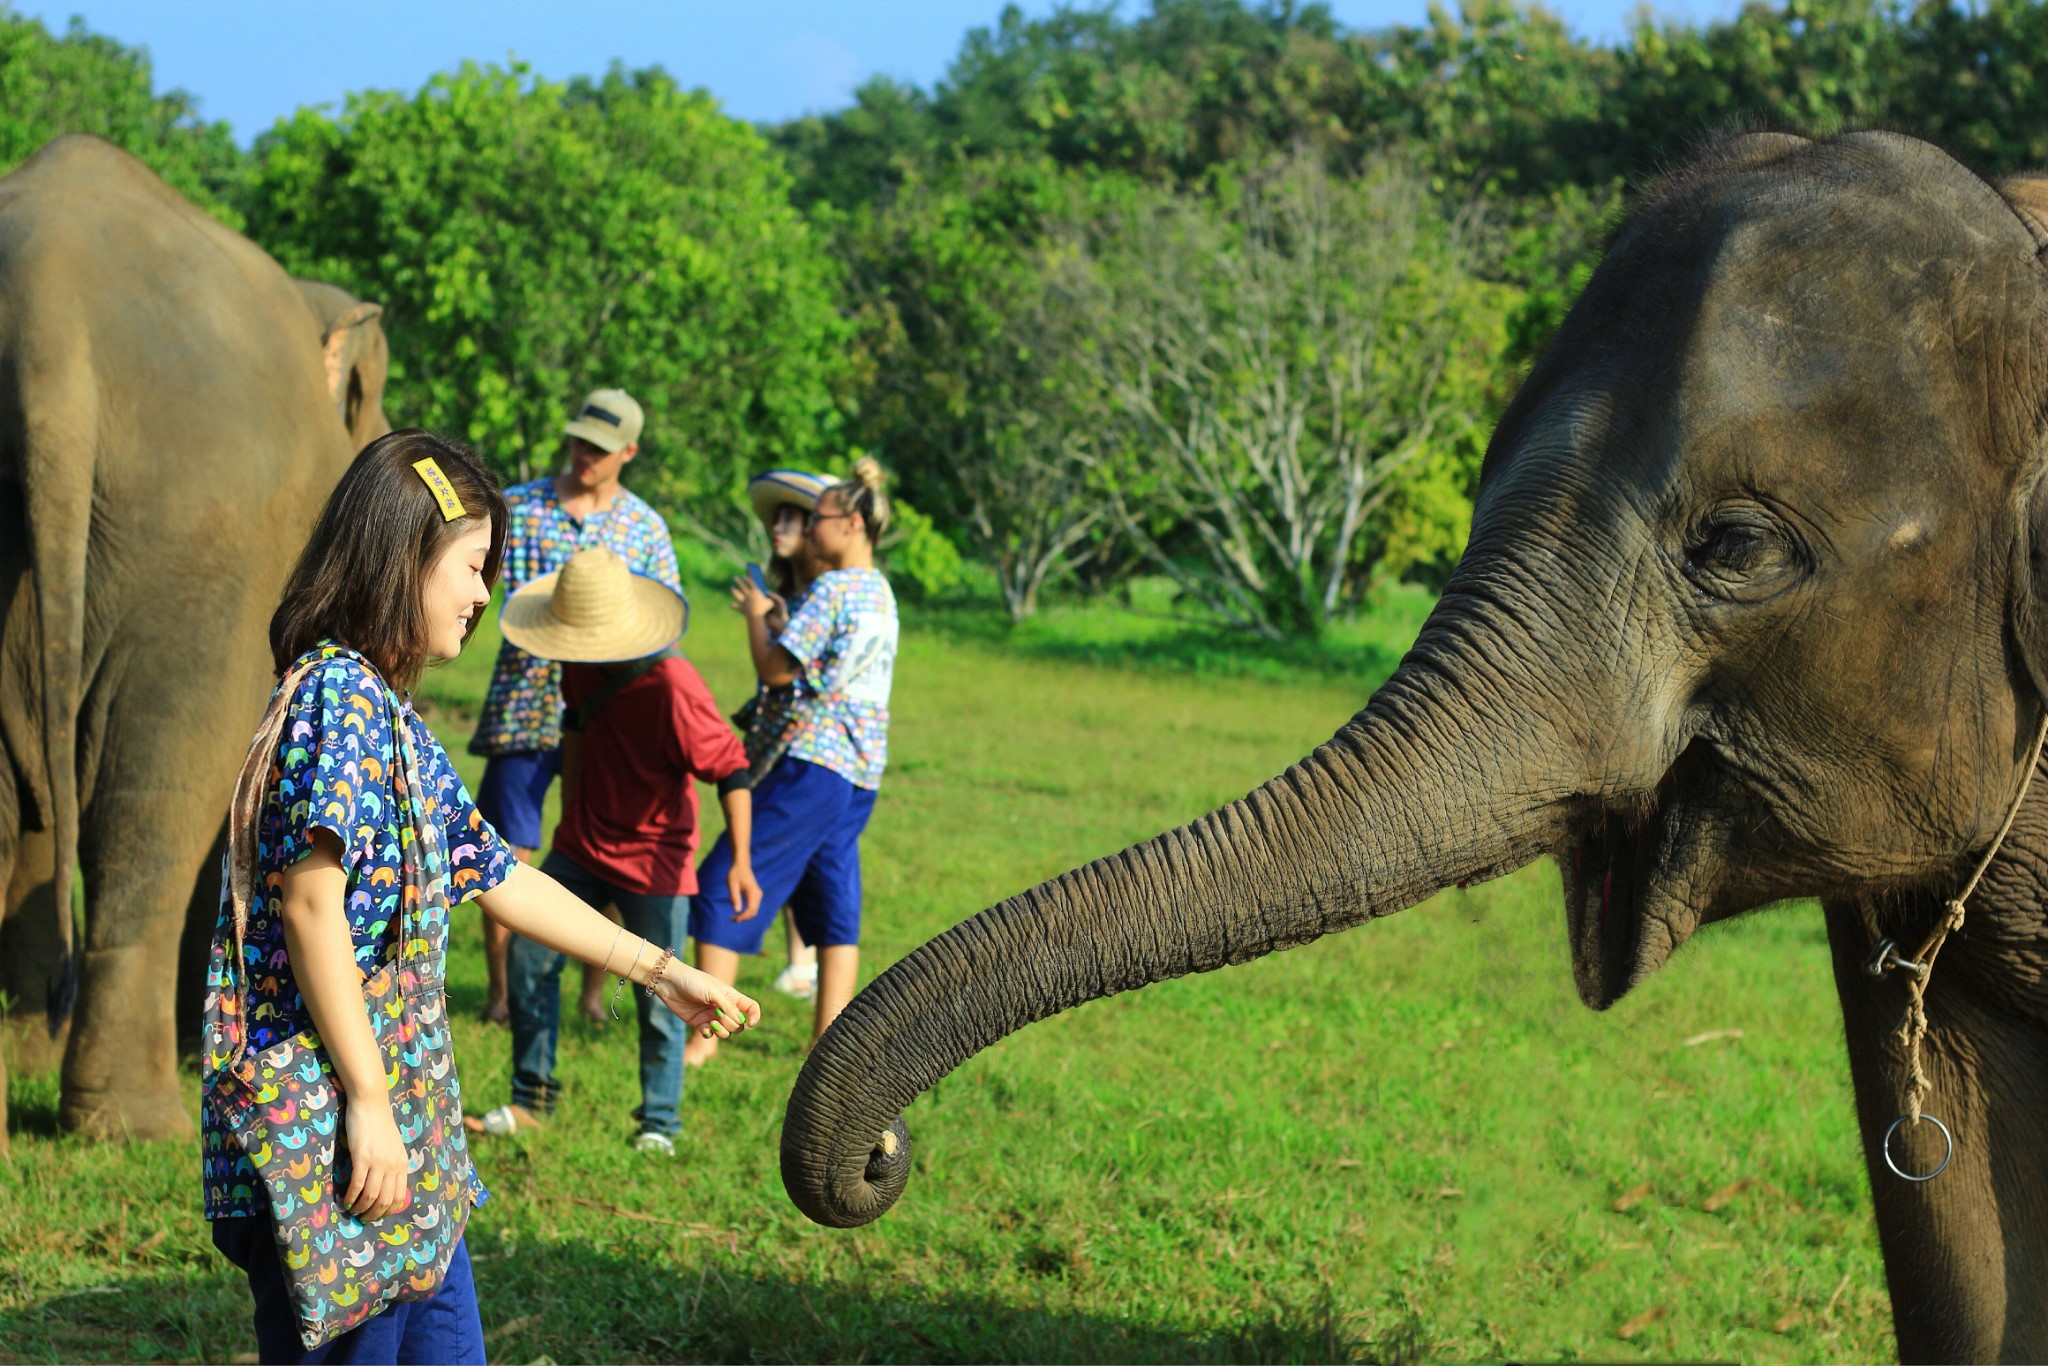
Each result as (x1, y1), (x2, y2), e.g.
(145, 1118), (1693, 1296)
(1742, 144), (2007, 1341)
(0, 134), (388, 1149)
(781, 130), (2048, 1361)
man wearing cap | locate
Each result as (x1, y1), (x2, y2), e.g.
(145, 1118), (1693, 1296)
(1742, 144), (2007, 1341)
(470, 387), (682, 1026)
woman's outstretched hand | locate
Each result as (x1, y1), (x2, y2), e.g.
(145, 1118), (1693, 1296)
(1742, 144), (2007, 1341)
(652, 959), (762, 1041)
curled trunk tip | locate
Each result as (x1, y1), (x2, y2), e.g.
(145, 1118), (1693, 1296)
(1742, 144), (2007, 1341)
(781, 1091), (912, 1228)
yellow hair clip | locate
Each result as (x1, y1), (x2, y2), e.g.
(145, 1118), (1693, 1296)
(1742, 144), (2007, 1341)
(412, 458), (466, 522)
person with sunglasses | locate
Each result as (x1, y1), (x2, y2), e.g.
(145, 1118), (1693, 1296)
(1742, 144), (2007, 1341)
(686, 457), (898, 1063)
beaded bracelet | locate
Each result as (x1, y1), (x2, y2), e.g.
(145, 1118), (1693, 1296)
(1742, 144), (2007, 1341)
(644, 944), (676, 998)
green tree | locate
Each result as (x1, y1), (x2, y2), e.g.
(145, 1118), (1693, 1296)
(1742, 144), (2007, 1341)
(780, 0), (1389, 209)
(772, 76), (936, 211)
(0, 8), (241, 221)
(834, 154), (1127, 617)
(1083, 155), (1511, 636)
(243, 62), (850, 546)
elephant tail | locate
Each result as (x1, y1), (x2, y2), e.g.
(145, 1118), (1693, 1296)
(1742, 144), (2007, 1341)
(21, 346), (92, 1031)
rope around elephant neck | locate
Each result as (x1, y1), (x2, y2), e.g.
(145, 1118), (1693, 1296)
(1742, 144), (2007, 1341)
(1860, 712), (2048, 1130)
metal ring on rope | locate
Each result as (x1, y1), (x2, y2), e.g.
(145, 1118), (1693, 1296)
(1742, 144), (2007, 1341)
(1882, 1113), (1953, 1182)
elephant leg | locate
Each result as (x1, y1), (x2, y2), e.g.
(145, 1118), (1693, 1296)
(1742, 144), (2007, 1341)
(3, 824), (65, 1034)
(175, 821), (226, 1055)
(2, 825), (70, 1151)
(59, 780), (222, 1140)
(0, 823), (37, 1156)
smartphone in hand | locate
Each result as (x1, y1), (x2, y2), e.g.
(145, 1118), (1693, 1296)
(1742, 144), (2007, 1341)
(746, 563), (769, 595)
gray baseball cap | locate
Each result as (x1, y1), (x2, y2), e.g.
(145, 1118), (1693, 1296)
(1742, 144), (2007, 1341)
(563, 388), (643, 453)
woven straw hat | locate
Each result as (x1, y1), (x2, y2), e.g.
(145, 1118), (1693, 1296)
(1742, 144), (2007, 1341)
(500, 548), (686, 663)
(748, 469), (832, 527)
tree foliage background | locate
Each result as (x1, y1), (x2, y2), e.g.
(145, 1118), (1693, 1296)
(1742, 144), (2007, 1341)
(243, 62), (850, 549)
(8, 0), (2048, 625)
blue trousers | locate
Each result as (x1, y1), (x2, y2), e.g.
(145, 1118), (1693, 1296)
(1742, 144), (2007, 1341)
(508, 849), (689, 1134)
(212, 1215), (483, 1364)
(691, 757), (877, 954)
(475, 748), (560, 851)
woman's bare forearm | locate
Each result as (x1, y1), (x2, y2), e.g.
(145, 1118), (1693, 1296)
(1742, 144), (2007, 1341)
(476, 861), (671, 979)
(279, 838), (389, 1102)
(747, 614), (800, 686)
(720, 787), (753, 868)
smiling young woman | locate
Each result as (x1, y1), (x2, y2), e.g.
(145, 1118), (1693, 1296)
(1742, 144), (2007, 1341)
(201, 430), (759, 1362)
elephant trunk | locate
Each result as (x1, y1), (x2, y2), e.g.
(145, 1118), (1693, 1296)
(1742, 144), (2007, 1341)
(780, 655), (1578, 1228)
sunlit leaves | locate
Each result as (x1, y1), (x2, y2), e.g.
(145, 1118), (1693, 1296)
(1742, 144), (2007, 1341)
(242, 62), (851, 545)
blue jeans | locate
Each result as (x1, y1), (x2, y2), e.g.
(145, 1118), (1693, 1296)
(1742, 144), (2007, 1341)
(508, 850), (688, 1135)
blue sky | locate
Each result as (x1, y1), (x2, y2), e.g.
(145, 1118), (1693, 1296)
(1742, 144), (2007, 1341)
(23, 0), (1742, 144)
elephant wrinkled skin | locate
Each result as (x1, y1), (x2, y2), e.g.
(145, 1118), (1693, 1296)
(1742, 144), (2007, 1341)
(782, 131), (2048, 1360)
(0, 135), (387, 1149)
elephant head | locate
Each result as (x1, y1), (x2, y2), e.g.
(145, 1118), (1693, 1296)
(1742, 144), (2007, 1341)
(781, 128), (2048, 1254)
(293, 279), (390, 449)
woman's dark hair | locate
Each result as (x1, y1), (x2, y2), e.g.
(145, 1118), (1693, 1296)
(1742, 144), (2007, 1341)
(270, 429), (507, 692)
(765, 503), (807, 597)
(828, 455), (890, 545)
(767, 551), (799, 599)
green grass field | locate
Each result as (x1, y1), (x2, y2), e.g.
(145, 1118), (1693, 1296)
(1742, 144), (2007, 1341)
(0, 583), (1895, 1362)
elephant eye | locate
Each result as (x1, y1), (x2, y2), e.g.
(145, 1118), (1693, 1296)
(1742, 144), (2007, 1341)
(1683, 508), (1804, 601)
(1697, 524), (1771, 570)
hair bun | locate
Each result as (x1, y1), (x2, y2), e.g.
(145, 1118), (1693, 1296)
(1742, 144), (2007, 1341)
(850, 455), (887, 492)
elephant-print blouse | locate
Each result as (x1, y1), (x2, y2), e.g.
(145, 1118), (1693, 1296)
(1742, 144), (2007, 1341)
(201, 643), (513, 1220)
(779, 567), (898, 791)
(467, 478), (681, 758)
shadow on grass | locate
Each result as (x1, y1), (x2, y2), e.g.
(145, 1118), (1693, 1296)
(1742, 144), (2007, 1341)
(0, 1241), (1427, 1365)
(0, 1273), (251, 1365)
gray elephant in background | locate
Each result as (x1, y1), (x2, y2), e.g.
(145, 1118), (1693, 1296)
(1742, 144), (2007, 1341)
(0, 134), (388, 1148)
(784, 131), (2048, 1361)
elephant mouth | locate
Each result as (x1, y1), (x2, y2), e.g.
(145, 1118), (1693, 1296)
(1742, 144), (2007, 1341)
(1559, 748), (1717, 1009)
(1562, 808), (1653, 1009)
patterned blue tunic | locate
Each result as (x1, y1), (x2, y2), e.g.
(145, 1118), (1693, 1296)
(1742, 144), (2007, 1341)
(780, 568), (899, 790)
(201, 643), (513, 1220)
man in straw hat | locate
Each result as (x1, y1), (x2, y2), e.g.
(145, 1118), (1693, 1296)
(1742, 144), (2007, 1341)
(469, 387), (682, 1028)
(466, 548), (761, 1156)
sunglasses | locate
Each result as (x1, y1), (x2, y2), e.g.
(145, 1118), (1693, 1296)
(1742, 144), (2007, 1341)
(804, 510), (856, 528)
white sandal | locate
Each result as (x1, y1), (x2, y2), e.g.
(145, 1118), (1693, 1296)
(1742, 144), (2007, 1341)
(472, 1104), (522, 1136)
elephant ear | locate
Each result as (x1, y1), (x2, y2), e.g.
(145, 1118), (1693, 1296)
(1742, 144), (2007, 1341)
(1999, 174), (2048, 247)
(319, 301), (382, 408)
(1996, 174), (2048, 704)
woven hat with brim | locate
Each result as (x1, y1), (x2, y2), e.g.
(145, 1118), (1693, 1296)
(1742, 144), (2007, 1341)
(563, 388), (643, 454)
(500, 547), (687, 663)
(748, 469), (832, 527)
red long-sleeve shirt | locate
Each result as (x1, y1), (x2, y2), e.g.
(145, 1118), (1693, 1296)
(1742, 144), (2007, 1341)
(553, 656), (747, 896)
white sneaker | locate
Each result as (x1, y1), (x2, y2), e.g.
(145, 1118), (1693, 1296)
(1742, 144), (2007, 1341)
(773, 962), (819, 1000)
(633, 1131), (675, 1158)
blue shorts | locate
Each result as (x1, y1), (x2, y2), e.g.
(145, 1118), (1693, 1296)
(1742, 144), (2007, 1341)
(691, 757), (877, 953)
(474, 748), (560, 851)
(212, 1215), (484, 1363)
